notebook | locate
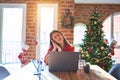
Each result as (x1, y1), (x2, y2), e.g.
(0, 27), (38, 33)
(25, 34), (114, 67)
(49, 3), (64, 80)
(48, 51), (79, 72)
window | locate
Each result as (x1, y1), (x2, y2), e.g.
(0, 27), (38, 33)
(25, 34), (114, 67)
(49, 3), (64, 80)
(0, 3), (26, 64)
(102, 12), (120, 63)
(74, 23), (86, 51)
(36, 4), (58, 59)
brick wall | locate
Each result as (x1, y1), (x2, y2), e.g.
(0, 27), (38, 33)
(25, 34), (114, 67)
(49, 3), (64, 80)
(0, 0), (120, 62)
(0, 0), (74, 62)
(75, 4), (120, 24)
(59, 0), (74, 44)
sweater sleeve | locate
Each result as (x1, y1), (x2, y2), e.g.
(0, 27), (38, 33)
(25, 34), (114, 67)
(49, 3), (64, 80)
(44, 46), (53, 65)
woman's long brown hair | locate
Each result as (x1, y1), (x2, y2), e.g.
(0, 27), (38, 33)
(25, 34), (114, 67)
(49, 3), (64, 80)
(49, 30), (70, 48)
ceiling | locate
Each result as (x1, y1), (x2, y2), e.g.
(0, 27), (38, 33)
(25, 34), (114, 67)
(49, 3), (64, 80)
(75, 0), (120, 4)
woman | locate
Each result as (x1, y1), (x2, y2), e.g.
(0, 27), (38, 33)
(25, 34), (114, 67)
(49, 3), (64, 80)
(44, 30), (74, 65)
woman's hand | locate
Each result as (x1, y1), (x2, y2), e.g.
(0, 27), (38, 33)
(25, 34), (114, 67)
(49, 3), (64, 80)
(51, 40), (62, 51)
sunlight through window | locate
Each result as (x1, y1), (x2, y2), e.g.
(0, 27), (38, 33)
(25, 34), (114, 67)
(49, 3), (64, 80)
(37, 4), (58, 59)
(0, 4), (26, 64)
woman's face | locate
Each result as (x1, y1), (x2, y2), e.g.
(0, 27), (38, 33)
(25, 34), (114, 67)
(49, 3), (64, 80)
(51, 32), (64, 44)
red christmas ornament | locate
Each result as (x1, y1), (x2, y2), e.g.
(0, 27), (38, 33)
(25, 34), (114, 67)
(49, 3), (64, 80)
(88, 48), (92, 53)
(111, 50), (114, 55)
(110, 55), (112, 58)
(101, 63), (105, 67)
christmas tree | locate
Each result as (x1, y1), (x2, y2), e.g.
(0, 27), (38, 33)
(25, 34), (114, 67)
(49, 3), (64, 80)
(79, 8), (115, 72)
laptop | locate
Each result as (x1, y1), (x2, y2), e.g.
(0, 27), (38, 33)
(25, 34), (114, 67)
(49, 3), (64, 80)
(48, 51), (79, 72)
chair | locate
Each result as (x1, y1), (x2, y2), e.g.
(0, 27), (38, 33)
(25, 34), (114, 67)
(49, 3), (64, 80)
(0, 66), (10, 80)
(109, 63), (120, 80)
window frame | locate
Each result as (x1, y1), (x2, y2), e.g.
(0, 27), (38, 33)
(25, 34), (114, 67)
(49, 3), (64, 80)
(103, 12), (120, 48)
(36, 3), (58, 59)
(0, 3), (26, 63)
(102, 12), (120, 63)
(0, 3), (26, 44)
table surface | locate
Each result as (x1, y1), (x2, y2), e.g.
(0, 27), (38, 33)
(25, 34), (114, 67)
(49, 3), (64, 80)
(3, 62), (117, 80)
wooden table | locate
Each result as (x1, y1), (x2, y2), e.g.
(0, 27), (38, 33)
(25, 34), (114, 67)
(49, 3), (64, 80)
(4, 62), (117, 80)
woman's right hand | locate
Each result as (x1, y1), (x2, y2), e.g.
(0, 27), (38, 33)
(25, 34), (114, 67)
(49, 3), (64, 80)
(51, 40), (62, 51)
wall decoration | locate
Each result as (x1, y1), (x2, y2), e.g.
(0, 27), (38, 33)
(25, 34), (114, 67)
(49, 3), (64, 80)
(61, 9), (74, 29)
